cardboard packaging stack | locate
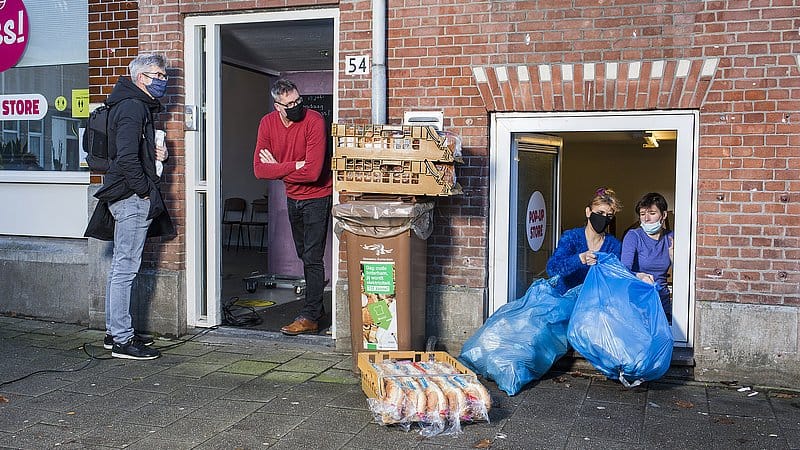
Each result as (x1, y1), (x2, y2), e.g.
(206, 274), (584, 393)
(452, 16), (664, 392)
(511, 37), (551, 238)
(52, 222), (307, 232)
(331, 123), (462, 197)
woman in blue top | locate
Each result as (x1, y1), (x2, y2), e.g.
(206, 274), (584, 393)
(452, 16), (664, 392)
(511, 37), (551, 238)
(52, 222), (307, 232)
(621, 192), (674, 323)
(546, 187), (623, 294)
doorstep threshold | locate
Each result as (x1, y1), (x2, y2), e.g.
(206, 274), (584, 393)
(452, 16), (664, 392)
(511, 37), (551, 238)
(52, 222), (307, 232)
(192, 325), (336, 349)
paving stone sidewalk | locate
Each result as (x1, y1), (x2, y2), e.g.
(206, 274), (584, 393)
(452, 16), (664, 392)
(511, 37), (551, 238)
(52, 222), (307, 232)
(1, 316), (798, 449)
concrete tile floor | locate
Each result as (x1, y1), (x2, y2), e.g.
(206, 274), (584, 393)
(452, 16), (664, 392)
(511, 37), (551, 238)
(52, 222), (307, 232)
(1, 315), (799, 449)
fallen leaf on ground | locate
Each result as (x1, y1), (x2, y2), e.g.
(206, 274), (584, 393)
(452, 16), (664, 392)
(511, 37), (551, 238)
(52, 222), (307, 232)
(675, 400), (694, 409)
(474, 438), (492, 448)
(772, 393), (796, 399)
(713, 417), (735, 424)
(0, 395), (8, 403)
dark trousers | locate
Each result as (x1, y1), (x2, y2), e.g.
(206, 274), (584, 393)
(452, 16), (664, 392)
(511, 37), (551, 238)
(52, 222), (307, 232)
(287, 195), (332, 322)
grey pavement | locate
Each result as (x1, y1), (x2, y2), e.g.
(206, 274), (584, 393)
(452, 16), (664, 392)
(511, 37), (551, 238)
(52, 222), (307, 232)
(1, 315), (798, 450)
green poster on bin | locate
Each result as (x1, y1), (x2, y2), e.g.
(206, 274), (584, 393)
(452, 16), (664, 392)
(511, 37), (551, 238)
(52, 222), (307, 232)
(361, 262), (395, 295)
(367, 300), (392, 329)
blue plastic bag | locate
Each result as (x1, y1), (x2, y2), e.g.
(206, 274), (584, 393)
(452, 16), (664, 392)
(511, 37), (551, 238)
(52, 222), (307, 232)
(567, 252), (673, 387)
(459, 277), (579, 396)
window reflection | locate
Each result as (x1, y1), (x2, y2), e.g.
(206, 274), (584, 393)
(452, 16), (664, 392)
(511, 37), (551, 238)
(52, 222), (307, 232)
(0, 64), (89, 171)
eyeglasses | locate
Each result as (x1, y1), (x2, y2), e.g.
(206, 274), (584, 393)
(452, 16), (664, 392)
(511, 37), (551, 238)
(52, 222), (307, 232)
(143, 72), (168, 81)
(274, 96), (303, 108)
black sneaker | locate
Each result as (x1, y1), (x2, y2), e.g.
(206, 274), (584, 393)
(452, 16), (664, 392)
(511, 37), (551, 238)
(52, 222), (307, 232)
(104, 334), (154, 350)
(111, 338), (161, 360)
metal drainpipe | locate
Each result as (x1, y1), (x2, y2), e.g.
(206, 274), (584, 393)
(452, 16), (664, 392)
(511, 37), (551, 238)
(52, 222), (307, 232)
(372, 0), (387, 124)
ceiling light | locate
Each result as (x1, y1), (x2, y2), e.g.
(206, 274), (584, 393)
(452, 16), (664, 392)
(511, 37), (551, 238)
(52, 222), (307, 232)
(643, 132), (659, 148)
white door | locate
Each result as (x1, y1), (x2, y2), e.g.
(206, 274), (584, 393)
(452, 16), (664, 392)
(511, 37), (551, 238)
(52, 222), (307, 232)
(509, 134), (562, 300)
(490, 111), (698, 346)
(184, 10), (340, 328)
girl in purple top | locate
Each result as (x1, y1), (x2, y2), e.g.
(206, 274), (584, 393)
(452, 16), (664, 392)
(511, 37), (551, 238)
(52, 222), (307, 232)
(546, 187), (623, 294)
(621, 192), (674, 323)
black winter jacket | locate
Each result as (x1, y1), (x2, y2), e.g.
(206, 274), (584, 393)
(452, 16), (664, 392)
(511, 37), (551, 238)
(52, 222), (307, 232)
(85, 77), (175, 240)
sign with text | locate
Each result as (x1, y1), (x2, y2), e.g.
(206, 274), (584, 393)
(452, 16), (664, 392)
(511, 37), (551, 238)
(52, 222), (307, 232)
(360, 261), (398, 350)
(0, 93), (47, 120)
(345, 55), (369, 75)
(72, 88), (89, 118)
(0, 0), (29, 73)
(526, 190), (546, 251)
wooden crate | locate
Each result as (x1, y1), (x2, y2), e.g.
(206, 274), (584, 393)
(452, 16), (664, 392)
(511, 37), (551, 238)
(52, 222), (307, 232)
(357, 351), (476, 400)
(332, 157), (462, 197)
(332, 123), (461, 163)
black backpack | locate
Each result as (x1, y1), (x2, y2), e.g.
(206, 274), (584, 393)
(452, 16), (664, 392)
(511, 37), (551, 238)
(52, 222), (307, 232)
(83, 103), (115, 173)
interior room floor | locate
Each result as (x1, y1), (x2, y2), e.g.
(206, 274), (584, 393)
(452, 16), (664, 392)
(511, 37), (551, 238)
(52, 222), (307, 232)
(220, 246), (332, 335)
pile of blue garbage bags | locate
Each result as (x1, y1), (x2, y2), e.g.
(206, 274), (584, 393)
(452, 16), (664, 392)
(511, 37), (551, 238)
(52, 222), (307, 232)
(459, 253), (673, 395)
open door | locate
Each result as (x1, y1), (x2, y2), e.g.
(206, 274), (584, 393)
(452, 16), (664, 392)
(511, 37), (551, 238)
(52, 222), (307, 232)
(185, 22), (221, 327)
(491, 112), (697, 347)
(509, 134), (562, 300)
(184, 10), (339, 330)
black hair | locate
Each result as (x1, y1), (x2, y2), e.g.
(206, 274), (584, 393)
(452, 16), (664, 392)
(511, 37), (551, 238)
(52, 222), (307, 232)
(635, 192), (668, 214)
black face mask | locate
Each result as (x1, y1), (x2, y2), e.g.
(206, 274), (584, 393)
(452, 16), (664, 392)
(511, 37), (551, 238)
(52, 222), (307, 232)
(589, 212), (611, 234)
(285, 104), (306, 122)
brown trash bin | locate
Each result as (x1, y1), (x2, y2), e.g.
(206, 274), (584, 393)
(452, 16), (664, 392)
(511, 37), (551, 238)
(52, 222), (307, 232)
(332, 200), (434, 373)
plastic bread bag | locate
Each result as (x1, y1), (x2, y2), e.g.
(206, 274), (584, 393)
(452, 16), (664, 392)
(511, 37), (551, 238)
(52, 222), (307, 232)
(366, 359), (491, 436)
(438, 130), (463, 161)
(459, 276), (579, 395)
(567, 252), (673, 387)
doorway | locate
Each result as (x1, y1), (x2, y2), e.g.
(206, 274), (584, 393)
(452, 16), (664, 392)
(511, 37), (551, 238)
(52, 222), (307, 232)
(184, 10), (339, 334)
(490, 111), (698, 346)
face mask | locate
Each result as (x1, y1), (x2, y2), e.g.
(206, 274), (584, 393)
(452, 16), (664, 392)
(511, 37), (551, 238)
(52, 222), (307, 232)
(589, 212), (611, 234)
(641, 220), (662, 235)
(284, 104), (306, 122)
(146, 77), (167, 98)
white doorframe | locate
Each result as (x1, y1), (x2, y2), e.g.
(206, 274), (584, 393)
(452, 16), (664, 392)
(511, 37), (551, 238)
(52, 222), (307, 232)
(184, 9), (340, 331)
(490, 111), (698, 346)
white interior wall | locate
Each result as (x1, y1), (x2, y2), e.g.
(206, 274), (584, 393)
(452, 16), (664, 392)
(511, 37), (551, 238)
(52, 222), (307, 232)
(220, 64), (270, 205)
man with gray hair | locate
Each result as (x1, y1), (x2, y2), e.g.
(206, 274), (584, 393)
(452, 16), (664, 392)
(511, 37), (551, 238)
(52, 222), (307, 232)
(86, 53), (175, 359)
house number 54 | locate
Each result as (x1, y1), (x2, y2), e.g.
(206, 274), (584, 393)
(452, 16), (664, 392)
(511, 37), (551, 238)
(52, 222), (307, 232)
(345, 55), (369, 75)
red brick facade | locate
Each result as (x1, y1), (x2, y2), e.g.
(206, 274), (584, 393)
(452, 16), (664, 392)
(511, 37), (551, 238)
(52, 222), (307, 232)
(338, 0), (799, 304)
(88, 0), (139, 100)
(89, 1), (800, 303)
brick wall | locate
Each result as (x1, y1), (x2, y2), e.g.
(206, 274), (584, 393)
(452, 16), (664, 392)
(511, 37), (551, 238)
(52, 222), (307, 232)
(88, 0), (139, 101)
(91, 1), (799, 303)
(335, 0), (799, 305)
(136, 1), (185, 271)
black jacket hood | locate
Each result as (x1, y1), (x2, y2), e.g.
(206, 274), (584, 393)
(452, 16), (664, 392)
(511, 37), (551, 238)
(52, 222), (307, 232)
(106, 76), (163, 113)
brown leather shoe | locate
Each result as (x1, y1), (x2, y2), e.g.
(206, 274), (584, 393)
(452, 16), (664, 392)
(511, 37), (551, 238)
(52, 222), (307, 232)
(280, 317), (319, 336)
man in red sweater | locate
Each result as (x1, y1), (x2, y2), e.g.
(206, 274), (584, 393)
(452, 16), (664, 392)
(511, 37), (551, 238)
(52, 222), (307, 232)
(253, 79), (332, 335)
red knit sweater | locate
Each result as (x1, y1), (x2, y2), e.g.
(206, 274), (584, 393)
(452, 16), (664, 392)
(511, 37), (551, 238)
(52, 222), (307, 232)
(252, 109), (332, 200)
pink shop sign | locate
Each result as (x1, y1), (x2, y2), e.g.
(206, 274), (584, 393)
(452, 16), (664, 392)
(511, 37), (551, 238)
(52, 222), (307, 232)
(0, 0), (29, 73)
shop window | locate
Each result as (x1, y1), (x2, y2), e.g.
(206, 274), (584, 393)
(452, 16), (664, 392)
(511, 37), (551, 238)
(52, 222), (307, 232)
(0, 0), (88, 173)
(27, 120), (44, 169)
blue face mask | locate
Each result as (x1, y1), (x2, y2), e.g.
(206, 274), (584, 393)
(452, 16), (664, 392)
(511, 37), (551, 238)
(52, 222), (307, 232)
(641, 220), (662, 235)
(146, 77), (167, 98)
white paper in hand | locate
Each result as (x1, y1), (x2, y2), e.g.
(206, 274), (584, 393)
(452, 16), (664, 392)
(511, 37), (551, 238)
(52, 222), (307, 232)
(155, 130), (166, 177)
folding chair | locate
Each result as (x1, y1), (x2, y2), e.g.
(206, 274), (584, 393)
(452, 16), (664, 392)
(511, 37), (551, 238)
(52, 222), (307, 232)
(221, 197), (246, 250)
(242, 198), (269, 252)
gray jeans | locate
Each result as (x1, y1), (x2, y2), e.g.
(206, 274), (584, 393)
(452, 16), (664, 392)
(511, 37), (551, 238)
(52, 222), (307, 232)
(105, 195), (152, 344)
